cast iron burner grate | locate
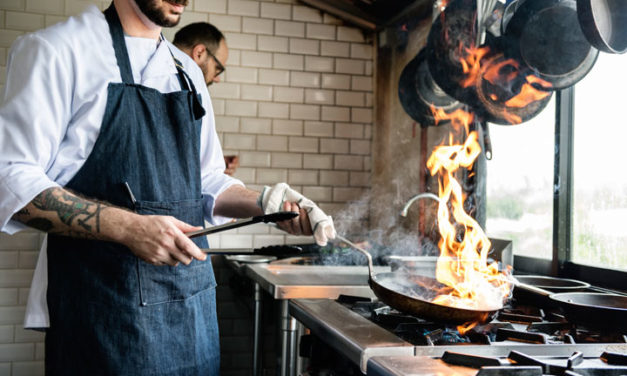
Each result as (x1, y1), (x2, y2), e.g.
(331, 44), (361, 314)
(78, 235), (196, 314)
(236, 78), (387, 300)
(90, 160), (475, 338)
(441, 350), (627, 375)
(337, 295), (627, 347)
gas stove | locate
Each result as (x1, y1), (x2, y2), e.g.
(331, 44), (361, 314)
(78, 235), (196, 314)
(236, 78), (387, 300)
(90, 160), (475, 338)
(289, 294), (627, 375)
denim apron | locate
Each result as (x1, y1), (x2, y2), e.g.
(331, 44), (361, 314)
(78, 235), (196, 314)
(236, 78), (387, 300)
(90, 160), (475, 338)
(45, 4), (219, 375)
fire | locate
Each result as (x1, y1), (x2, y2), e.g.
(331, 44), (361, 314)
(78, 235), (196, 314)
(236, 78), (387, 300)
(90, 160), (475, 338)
(426, 108), (512, 333)
(459, 46), (490, 88)
(457, 45), (552, 125)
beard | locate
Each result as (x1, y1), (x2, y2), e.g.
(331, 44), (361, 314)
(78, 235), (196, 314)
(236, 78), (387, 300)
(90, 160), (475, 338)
(199, 59), (213, 86)
(134, 0), (188, 27)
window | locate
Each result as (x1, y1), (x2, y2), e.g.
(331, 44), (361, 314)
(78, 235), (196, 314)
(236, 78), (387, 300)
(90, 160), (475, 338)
(485, 97), (555, 259)
(572, 53), (627, 271)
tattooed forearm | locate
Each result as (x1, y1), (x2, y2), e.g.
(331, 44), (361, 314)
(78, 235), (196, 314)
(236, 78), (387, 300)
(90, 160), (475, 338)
(12, 187), (107, 236)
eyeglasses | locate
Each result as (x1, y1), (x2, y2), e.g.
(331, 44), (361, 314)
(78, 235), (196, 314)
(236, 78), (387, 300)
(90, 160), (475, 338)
(204, 47), (225, 77)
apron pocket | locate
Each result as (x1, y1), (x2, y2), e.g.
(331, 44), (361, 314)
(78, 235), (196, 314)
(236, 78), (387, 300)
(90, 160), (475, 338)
(134, 198), (216, 306)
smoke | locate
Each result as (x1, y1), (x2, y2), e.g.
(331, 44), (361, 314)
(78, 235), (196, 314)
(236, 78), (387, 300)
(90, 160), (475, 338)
(327, 188), (441, 267)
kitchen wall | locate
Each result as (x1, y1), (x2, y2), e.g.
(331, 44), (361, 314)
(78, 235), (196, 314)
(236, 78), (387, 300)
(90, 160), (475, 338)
(0, 0), (375, 374)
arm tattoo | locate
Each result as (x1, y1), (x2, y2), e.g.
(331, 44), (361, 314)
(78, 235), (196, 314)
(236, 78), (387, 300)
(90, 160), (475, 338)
(12, 187), (106, 237)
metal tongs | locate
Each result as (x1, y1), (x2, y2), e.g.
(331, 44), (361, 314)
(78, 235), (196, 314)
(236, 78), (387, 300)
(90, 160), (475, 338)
(186, 211), (298, 239)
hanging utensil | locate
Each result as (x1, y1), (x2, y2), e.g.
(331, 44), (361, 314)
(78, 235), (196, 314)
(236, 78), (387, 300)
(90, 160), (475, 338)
(186, 211), (298, 238)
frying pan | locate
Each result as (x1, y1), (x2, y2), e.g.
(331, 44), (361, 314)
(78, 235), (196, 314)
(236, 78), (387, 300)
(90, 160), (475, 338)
(503, 0), (599, 89)
(576, 0), (627, 54)
(514, 281), (627, 331)
(398, 48), (463, 126)
(513, 275), (590, 292)
(427, 0), (481, 106)
(338, 235), (500, 325)
(426, 0), (552, 125)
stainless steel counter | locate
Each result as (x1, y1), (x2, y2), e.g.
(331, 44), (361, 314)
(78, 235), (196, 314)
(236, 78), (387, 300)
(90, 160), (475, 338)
(244, 263), (390, 299)
(224, 259), (390, 376)
(289, 298), (414, 373)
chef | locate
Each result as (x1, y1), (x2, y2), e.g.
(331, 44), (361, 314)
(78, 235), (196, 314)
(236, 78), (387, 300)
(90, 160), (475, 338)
(0, 0), (335, 374)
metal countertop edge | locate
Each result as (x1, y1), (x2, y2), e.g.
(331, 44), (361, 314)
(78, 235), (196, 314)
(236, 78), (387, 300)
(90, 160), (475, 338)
(289, 299), (414, 374)
(410, 343), (627, 357)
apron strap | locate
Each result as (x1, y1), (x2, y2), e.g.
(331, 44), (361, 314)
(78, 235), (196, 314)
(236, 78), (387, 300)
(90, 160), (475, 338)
(104, 3), (134, 84)
(166, 42), (206, 120)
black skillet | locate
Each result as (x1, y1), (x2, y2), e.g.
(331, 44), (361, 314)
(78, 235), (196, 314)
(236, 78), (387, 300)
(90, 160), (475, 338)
(426, 0), (553, 125)
(340, 236), (499, 325)
(577, 0), (627, 54)
(398, 48), (463, 127)
(503, 0), (599, 89)
(515, 281), (627, 331)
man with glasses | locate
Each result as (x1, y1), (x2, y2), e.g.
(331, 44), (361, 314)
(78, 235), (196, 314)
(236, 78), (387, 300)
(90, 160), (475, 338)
(173, 22), (227, 86)
(173, 22), (239, 175)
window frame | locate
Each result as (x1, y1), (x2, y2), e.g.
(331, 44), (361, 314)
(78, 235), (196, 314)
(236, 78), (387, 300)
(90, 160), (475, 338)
(513, 88), (627, 290)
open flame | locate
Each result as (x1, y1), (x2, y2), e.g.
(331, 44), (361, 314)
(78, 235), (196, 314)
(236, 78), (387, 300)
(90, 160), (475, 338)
(427, 107), (512, 333)
(458, 45), (553, 125)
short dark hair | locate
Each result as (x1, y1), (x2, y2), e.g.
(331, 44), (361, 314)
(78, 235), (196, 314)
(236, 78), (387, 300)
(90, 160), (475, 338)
(173, 22), (225, 54)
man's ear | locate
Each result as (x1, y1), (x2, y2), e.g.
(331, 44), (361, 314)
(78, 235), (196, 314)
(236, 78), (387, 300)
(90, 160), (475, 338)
(191, 44), (206, 64)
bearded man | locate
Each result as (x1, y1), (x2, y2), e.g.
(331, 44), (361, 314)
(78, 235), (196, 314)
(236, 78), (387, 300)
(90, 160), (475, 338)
(0, 0), (335, 374)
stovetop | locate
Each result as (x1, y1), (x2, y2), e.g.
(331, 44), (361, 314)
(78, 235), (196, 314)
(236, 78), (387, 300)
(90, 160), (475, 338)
(289, 295), (627, 375)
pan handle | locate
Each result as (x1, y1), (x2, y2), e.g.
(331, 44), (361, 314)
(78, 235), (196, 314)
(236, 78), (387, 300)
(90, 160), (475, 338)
(513, 279), (552, 297)
(335, 235), (375, 279)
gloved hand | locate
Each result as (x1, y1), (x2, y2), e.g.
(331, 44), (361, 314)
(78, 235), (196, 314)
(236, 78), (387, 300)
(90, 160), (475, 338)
(259, 183), (336, 246)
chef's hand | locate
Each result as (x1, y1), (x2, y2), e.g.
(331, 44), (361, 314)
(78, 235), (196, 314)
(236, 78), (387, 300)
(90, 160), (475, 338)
(276, 201), (313, 236)
(123, 214), (207, 266)
(259, 183), (336, 246)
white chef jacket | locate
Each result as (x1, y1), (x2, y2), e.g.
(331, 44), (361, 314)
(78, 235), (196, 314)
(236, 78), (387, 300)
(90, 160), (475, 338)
(0, 6), (243, 328)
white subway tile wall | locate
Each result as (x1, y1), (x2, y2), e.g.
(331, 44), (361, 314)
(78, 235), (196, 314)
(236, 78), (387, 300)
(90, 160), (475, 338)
(0, 0), (374, 373)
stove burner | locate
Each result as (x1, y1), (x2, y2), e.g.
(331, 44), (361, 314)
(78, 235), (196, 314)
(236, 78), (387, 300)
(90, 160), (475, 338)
(441, 351), (501, 368)
(498, 311), (543, 323)
(601, 351), (627, 365)
(440, 349), (627, 376)
(340, 295), (627, 347)
(496, 328), (547, 344)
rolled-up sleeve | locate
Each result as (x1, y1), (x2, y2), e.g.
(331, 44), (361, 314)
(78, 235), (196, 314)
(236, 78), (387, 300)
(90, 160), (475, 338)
(0, 34), (70, 233)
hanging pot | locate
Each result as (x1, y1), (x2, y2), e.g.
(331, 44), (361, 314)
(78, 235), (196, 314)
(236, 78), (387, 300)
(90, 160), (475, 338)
(398, 48), (464, 127)
(503, 0), (599, 89)
(576, 0), (627, 54)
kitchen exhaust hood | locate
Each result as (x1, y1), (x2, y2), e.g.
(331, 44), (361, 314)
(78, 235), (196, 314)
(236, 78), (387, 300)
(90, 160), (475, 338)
(299, 0), (431, 30)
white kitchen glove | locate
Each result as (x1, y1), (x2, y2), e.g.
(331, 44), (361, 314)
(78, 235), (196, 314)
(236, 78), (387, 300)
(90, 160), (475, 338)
(259, 183), (336, 246)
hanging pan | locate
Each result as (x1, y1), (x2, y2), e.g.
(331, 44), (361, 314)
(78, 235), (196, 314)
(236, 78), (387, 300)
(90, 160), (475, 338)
(503, 0), (599, 89)
(398, 48), (463, 127)
(426, 0), (552, 126)
(427, 0), (481, 105)
(576, 0), (627, 54)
